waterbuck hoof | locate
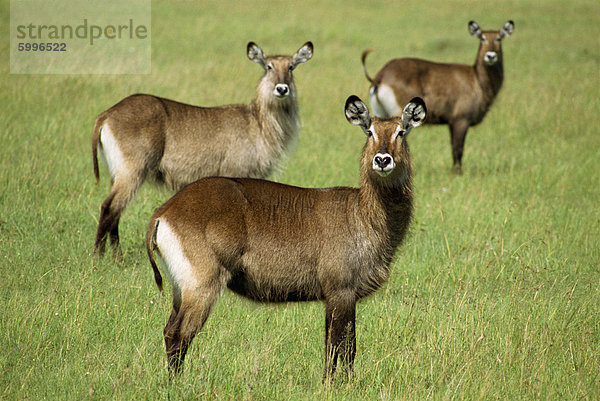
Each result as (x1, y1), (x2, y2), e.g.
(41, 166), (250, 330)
(112, 249), (123, 264)
(452, 164), (463, 175)
(93, 244), (105, 258)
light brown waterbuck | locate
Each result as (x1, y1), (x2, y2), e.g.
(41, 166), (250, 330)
(146, 95), (426, 380)
(92, 41), (313, 260)
(362, 20), (514, 172)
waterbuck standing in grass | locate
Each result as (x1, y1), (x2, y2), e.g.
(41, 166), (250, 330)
(92, 41), (313, 260)
(146, 95), (426, 381)
(362, 20), (514, 172)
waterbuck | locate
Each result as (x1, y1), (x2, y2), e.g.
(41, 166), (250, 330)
(146, 95), (426, 380)
(362, 20), (514, 172)
(92, 41), (313, 260)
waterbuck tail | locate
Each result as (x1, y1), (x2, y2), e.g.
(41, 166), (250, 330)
(361, 48), (376, 86)
(91, 115), (106, 184)
(146, 217), (164, 292)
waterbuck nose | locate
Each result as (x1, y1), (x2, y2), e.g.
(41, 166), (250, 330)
(484, 51), (498, 65)
(374, 155), (392, 169)
(372, 153), (394, 176)
(275, 84), (289, 97)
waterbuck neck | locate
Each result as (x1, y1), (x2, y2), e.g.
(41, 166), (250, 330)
(474, 46), (504, 100)
(356, 160), (414, 257)
(251, 78), (300, 160)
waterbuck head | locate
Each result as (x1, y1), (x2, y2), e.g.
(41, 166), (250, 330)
(248, 41), (313, 102)
(345, 95), (426, 182)
(469, 20), (514, 66)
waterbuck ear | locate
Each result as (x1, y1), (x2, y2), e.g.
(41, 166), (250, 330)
(468, 21), (483, 40)
(499, 20), (515, 40)
(292, 41), (313, 68)
(247, 42), (266, 68)
(401, 97), (427, 130)
(345, 95), (371, 132)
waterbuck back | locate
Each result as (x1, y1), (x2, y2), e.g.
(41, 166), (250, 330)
(362, 20), (514, 172)
(92, 41), (313, 260)
(146, 95), (426, 380)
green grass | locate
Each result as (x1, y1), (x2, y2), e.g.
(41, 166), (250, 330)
(1, 0), (599, 399)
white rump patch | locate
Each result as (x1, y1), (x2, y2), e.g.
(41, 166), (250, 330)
(155, 219), (198, 295)
(99, 123), (125, 179)
(371, 84), (401, 118)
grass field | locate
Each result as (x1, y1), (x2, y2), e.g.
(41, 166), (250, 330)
(1, 0), (599, 399)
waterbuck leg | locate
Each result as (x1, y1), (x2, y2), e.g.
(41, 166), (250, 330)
(323, 290), (356, 382)
(108, 216), (122, 263)
(449, 119), (470, 174)
(93, 172), (144, 260)
(164, 274), (225, 377)
(94, 191), (117, 257)
(164, 305), (195, 378)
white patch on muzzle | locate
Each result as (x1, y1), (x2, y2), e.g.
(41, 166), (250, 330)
(484, 51), (498, 65)
(273, 84), (290, 97)
(372, 152), (395, 176)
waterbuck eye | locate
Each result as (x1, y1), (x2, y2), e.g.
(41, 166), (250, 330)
(366, 130), (373, 137)
(288, 65), (294, 71)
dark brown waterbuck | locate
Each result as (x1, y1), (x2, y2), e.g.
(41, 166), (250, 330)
(92, 41), (313, 260)
(146, 95), (427, 380)
(362, 20), (514, 172)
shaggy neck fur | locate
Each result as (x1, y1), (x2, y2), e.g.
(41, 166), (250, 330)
(474, 45), (504, 105)
(251, 77), (300, 176)
(353, 151), (414, 297)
